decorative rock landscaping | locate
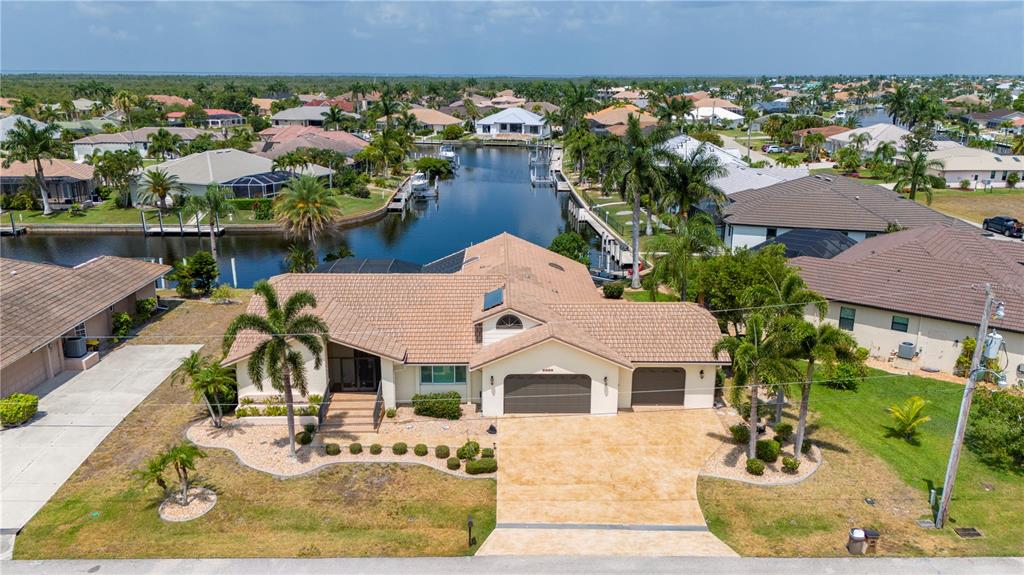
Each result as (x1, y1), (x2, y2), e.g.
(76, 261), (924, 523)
(700, 412), (823, 486)
(158, 487), (217, 522)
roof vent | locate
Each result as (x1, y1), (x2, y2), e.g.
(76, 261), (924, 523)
(855, 195), (860, 201)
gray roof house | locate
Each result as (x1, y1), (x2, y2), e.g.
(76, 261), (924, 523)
(271, 106), (360, 127)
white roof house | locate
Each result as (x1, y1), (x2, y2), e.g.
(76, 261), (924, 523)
(271, 105), (359, 127)
(0, 115), (56, 143)
(475, 107), (549, 138)
(664, 134), (808, 195)
(826, 122), (961, 155)
(142, 149), (333, 199)
(922, 145), (1024, 188)
(687, 107), (743, 126)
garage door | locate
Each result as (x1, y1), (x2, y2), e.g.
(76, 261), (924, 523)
(632, 367), (685, 406)
(504, 374), (591, 413)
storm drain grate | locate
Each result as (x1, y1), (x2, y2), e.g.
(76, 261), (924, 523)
(954, 527), (983, 538)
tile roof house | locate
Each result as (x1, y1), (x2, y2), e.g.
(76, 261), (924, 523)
(271, 105), (359, 127)
(793, 224), (1024, 377)
(304, 98), (356, 113)
(585, 104), (659, 135)
(0, 256), (170, 396)
(252, 130), (367, 160)
(72, 127), (220, 161)
(664, 134), (808, 196)
(720, 174), (974, 249)
(0, 115), (56, 144)
(475, 107), (549, 139)
(143, 149), (333, 199)
(147, 94), (194, 108)
(826, 123), (960, 156)
(166, 108), (245, 128)
(0, 159), (97, 208)
(223, 233), (726, 416)
(921, 145), (1024, 188)
(377, 107), (463, 133)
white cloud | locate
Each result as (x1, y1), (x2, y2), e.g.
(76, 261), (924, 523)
(88, 23), (136, 41)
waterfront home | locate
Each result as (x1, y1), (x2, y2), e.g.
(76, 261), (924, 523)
(72, 127), (220, 161)
(0, 115), (56, 144)
(253, 126), (367, 159)
(961, 108), (1024, 130)
(376, 107), (463, 133)
(166, 108), (245, 128)
(585, 104), (659, 136)
(794, 223), (1024, 379)
(0, 159), (97, 208)
(919, 145), (1024, 188)
(793, 125), (851, 147)
(223, 233), (725, 416)
(271, 105), (359, 127)
(475, 107), (549, 138)
(719, 174), (970, 249)
(665, 134), (808, 195)
(0, 256), (169, 397)
(142, 149), (333, 199)
(824, 123), (959, 156)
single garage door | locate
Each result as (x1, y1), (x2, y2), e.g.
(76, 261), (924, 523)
(632, 367), (685, 406)
(504, 374), (591, 413)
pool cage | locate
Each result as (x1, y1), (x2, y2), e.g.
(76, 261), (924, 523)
(223, 171), (298, 198)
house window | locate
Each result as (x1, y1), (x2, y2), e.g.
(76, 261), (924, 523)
(990, 171), (996, 179)
(420, 365), (468, 385)
(74, 323), (86, 337)
(474, 323), (483, 344)
(891, 315), (910, 332)
(765, 228), (778, 239)
(838, 307), (856, 331)
(496, 314), (523, 330)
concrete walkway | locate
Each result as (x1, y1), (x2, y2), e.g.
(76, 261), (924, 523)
(720, 134), (774, 165)
(0, 344), (202, 559)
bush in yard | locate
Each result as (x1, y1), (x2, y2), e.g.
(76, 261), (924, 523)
(886, 396), (931, 441)
(234, 406), (257, 417)
(349, 442), (362, 455)
(548, 231), (590, 267)
(303, 423), (316, 434)
(370, 443), (382, 455)
(965, 389), (1024, 471)
(392, 442), (407, 455)
(441, 124), (465, 140)
(0, 393), (39, 426)
(135, 297), (158, 321)
(210, 284), (234, 304)
(457, 441), (480, 460)
(325, 443), (341, 456)
(746, 457), (766, 476)
(296, 431), (313, 445)
(414, 443), (428, 456)
(447, 457), (461, 470)
(782, 456), (801, 473)
(411, 391), (462, 419)
(264, 405), (287, 416)
(385, 407), (397, 418)
(1007, 172), (1020, 189)
(823, 362), (862, 391)
(729, 423), (750, 444)
(435, 445), (450, 459)
(481, 447), (494, 459)
(466, 458), (498, 475)
(756, 439), (781, 463)
(602, 282), (625, 299)
(112, 312), (133, 340)
(959, 179), (971, 190)
(252, 198), (273, 220)
(801, 439), (813, 454)
(774, 422), (793, 443)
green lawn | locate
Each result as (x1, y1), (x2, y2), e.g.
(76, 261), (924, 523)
(225, 190), (390, 225)
(921, 187), (1024, 224)
(622, 289), (679, 302)
(810, 167), (892, 185)
(7, 201), (157, 225)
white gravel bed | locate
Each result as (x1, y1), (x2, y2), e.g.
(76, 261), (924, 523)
(158, 487), (217, 522)
(700, 440), (822, 485)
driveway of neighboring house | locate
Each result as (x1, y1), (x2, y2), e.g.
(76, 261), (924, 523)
(478, 409), (737, 556)
(0, 344), (201, 559)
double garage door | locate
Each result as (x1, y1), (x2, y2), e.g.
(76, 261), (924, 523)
(504, 374), (591, 413)
(631, 367), (685, 406)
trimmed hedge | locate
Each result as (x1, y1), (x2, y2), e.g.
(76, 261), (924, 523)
(325, 443), (341, 456)
(447, 457), (461, 470)
(774, 422), (793, 443)
(0, 393), (38, 426)
(392, 442), (408, 455)
(746, 457), (766, 476)
(602, 282), (625, 299)
(385, 408), (397, 419)
(801, 440), (813, 454)
(296, 431), (313, 445)
(465, 457), (498, 475)
(756, 439), (781, 463)
(729, 423), (750, 444)
(411, 391), (462, 419)
(782, 456), (801, 473)
(481, 447), (494, 459)
(457, 441), (480, 460)
(349, 442), (363, 454)
(435, 445), (450, 459)
(414, 443), (428, 456)
(370, 443), (382, 455)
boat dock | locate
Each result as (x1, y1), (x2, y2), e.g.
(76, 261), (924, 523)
(1, 212), (27, 236)
(141, 210), (225, 237)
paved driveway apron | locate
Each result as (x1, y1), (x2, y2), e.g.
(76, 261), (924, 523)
(478, 409), (737, 556)
(0, 344), (202, 558)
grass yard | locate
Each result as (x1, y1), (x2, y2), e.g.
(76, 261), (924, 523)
(699, 368), (1023, 556)
(6, 201), (156, 225)
(810, 167), (892, 186)
(14, 297), (496, 559)
(922, 187), (1024, 223)
(622, 289), (679, 302)
(226, 189), (390, 225)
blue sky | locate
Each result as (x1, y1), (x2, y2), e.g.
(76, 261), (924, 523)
(2, 1), (1021, 76)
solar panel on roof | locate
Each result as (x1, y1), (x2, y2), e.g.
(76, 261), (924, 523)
(483, 287), (504, 311)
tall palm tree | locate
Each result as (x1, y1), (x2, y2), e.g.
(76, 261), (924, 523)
(1011, 134), (1024, 155)
(849, 132), (872, 153)
(872, 140), (897, 168)
(894, 151), (944, 204)
(321, 105), (347, 131)
(804, 132), (826, 162)
(563, 127), (598, 184)
(653, 94), (694, 133)
(0, 119), (63, 214)
(223, 280), (328, 456)
(274, 175), (343, 252)
(147, 128), (183, 160)
(790, 319), (858, 459)
(603, 115), (676, 288)
(882, 84), (912, 125)
(113, 90), (138, 132)
(139, 168), (186, 211)
(184, 184), (236, 262)
(647, 213), (721, 302)
(559, 82), (599, 132)
(663, 144), (728, 216)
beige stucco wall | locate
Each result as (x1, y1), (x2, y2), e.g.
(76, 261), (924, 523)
(236, 341), (328, 401)
(478, 339), (622, 417)
(1, 342), (63, 398)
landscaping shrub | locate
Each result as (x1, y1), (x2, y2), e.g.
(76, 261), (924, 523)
(602, 282), (624, 299)
(447, 457), (461, 470)
(959, 179), (971, 190)
(414, 443), (428, 456)
(481, 447), (494, 459)
(886, 396), (931, 440)
(303, 423), (316, 434)
(441, 124), (465, 140)
(296, 431), (313, 445)
(457, 441), (480, 460)
(774, 422), (793, 443)
(782, 456), (801, 473)
(234, 406), (258, 417)
(308, 394), (323, 406)
(325, 443), (341, 456)
(349, 442), (362, 454)
(928, 175), (947, 189)
(392, 442), (408, 455)
(210, 284), (234, 304)
(112, 312), (133, 340)
(411, 391), (462, 419)
(756, 439), (781, 463)
(729, 423), (750, 444)
(370, 443), (382, 455)
(0, 393), (38, 426)
(252, 198), (273, 220)
(297, 406), (318, 416)
(466, 458), (498, 475)
(801, 440), (813, 454)
(746, 457), (766, 476)
(435, 445), (450, 459)
(264, 405), (287, 416)
(135, 297), (158, 321)
(385, 407), (397, 419)
(966, 389), (1024, 471)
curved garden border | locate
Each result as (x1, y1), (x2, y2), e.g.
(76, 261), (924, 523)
(158, 487), (218, 522)
(699, 444), (825, 487)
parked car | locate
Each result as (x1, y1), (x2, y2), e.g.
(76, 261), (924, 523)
(983, 215), (1023, 238)
(764, 145), (786, 153)
(786, 145), (804, 153)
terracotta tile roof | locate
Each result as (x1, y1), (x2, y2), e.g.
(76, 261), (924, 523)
(166, 108), (241, 119)
(794, 125), (851, 138)
(692, 97), (740, 110)
(73, 127), (216, 145)
(0, 257), (170, 369)
(253, 131), (366, 159)
(0, 159), (94, 181)
(793, 223), (1024, 334)
(469, 321), (633, 370)
(147, 94), (193, 107)
(305, 98), (355, 112)
(586, 104), (658, 127)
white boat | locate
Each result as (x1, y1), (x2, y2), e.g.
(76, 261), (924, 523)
(439, 144), (456, 161)
(833, 109), (848, 120)
(410, 172), (430, 191)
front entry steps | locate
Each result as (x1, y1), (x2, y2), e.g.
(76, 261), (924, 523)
(320, 392), (378, 434)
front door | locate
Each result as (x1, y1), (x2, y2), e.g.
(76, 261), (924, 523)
(354, 357), (378, 391)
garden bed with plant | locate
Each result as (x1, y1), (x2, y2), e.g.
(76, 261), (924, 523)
(701, 414), (823, 485)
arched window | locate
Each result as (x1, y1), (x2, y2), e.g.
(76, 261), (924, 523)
(496, 314), (523, 330)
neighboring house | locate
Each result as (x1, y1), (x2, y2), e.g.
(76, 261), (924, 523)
(962, 108), (1024, 130)
(489, 89), (526, 109)
(251, 98), (277, 116)
(46, 98), (100, 115)
(271, 105), (359, 127)
(55, 118), (121, 137)
(0, 97), (15, 115)
(0, 256), (170, 397)
(297, 92), (327, 103)
(752, 228), (858, 259)
(793, 125), (851, 146)
(611, 89), (648, 108)
(166, 108), (245, 128)
(691, 97), (741, 112)
(585, 104), (659, 135)
(944, 94), (983, 107)
(222, 233), (726, 415)
(794, 223), (1024, 379)
(687, 99), (743, 126)
(0, 115), (55, 144)
(252, 129), (367, 160)
(755, 99), (791, 114)
(0, 159), (97, 208)
(720, 174), (970, 249)
(921, 145), (1024, 188)
(72, 127), (219, 161)
(304, 98), (356, 113)
(523, 101), (560, 115)
(665, 134), (808, 196)
(142, 148), (333, 199)
(826, 123), (918, 155)
(377, 107), (463, 133)
(475, 107), (549, 138)
(147, 94), (194, 108)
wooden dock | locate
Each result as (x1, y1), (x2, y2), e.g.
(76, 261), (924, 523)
(141, 210), (225, 237)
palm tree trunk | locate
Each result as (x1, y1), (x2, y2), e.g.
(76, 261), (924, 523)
(631, 192), (641, 289)
(35, 160), (53, 215)
(202, 394), (219, 428)
(209, 218), (219, 266)
(774, 387), (784, 425)
(282, 365), (297, 457)
(180, 466), (189, 505)
(748, 381), (759, 460)
(794, 361), (815, 460)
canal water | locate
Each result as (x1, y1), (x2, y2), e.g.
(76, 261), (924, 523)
(1, 146), (595, 287)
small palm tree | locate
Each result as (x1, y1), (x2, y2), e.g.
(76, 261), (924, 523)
(139, 168), (186, 211)
(113, 90), (138, 132)
(285, 243), (317, 273)
(1, 119), (65, 214)
(223, 280), (328, 456)
(647, 213), (721, 302)
(133, 452), (171, 500)
(849, 132), (872, 153)
(894, 151), (944, 205)
(887, 396), (931, 441)
(176, 351), (236, 428)
(165, 441), (207, 505)
(321, 105), (348, 131)
(184, 184), (236, 262)
(804, 132), (826, 162)
(274, 175), (343, 252)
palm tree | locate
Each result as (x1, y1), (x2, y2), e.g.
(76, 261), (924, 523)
(663, 144), (727, 217)
(1012, 134), (1024, 155)
(713, 314), (801, 459)
(804, 132), (826, 162)
(563, 127), (598, 184)
(285, 243), (317, 272)
(849, 132), (872, 153)
(894, 151), (944, 204)
(147, 128), (183, 160)
(165, 441), (206, 505)
(274, 175), (343, 251)
(113, 90), (138, 132)
(559, 82), (599, 133)
(647, 213), (721, 302)
(790, 319), (858, 459)
(222, 280), (328, 456)
(0, 119), (63, 214)
(133, 452), (171, 500)
(189, 362), (236, 428)
(653, 94), (694, 133)
(321, 105), (347, 131)
(872, 140), (897, 168)
(882, 84), (912, 125)
(184, 184), (236, 262)
(139, 168), (186, 211)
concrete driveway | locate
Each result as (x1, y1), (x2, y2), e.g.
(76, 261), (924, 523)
(0, 344), (201, 558)
(478, 409), (737, 556)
